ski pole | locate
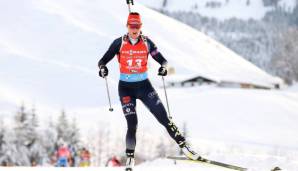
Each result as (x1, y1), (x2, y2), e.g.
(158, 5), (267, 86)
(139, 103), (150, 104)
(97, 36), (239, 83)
(104, 77), (113, 112)
(162, 76), (172, 119)
(126, 0), (134, 13)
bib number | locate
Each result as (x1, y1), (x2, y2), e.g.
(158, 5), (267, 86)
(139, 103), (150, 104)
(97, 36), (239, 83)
(127, 59), (143, 67)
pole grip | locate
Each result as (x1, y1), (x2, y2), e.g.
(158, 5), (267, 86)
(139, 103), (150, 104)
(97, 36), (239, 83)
(126, 0), (134, 5)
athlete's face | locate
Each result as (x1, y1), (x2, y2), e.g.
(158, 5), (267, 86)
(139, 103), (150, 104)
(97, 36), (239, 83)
(127, 24), (142, 39)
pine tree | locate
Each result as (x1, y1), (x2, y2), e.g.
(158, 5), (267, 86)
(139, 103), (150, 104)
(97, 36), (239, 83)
(68, 117), (81, 166)
(0, 120), (18, 166)
(69, 118), (80, 148)
(162, 0), (167, 8)
(56, 109), (70, 144)
(271, 27), (298, 83)
(12, 105), (44, 166)
(42, 117), (58, 159)
(27, 107), (45, 166)
(0, 119), (7, 165)
(0, 119), (4, 151)
(13, 104), (31, 166)
(55, 110), (81, 166)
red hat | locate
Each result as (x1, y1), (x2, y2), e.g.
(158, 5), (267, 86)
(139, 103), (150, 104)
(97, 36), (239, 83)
(127, 12), (142, 25)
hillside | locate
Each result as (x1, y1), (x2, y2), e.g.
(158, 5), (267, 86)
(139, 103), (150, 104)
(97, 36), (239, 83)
(0, 1), (298, 170)
(138, 0), (298, 79)
(138, 0), (297, 20)
(0, 0), (280, 115)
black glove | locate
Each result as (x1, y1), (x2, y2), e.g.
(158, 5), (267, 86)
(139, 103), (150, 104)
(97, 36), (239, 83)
(158, 66), (167, 76)
(99, 65), (108, 78)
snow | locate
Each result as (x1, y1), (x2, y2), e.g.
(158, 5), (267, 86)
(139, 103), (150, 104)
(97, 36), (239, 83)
(138, 0), (269, 20)
(138, 0), (297, 20)
(287, 83), (298, 91)
(279, 0), (297, 11)
(0, 166), (236, 171)
(0, 0), (282, 116)
(1, 0), (298, 170)
(87, 85), (298, 170)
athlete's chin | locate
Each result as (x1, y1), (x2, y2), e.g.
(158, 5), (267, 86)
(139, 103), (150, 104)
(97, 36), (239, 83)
(130, 33), (140, 39)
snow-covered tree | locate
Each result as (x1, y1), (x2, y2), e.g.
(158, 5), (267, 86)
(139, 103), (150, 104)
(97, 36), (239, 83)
(89, 122), (112, 166)
(55, 109), (81, 165)
(271, 27), (298, 84)
(41, 117), (58, 164)
(11, 105), (31, 165)
(0, 119), (4, 151)
(12, 105), (44, 166)
(27, 107), (45, 166)
(263, 0), (281, 7)
(154, 2), (298, 82)
(0, 121), (19, 166)
(162, 0), (167, 8)
(56, 110), (81, 146)
(56, 110), (71, 144)
(69, 118), (80, 148)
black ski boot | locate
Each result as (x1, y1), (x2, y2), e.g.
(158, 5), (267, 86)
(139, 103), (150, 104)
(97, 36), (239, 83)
(125, 151), (135, 171)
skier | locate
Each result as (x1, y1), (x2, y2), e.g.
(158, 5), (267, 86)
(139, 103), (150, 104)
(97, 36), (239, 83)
(106, 156), (121, 167)
(98, 12), (200, 170)
(56, 143), (71, 167)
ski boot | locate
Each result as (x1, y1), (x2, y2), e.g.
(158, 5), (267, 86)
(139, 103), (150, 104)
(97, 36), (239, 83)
(125, 152), (135, 171)
(180, 141), (201, 160)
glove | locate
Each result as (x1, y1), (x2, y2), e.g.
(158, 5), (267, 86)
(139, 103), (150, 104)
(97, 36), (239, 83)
(99, 65), (108, 78)
(158, 66), (167, 76)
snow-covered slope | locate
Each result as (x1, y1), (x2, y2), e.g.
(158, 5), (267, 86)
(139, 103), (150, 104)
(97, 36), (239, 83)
(1, 1), (297, 170)
(138, 0), (297, 20)
(0, 0), (282, 114)
(91, 85), (298, 170)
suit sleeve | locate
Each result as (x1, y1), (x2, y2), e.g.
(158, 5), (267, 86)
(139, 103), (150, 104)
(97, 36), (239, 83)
(147, 38), (168, 66)
(98, 37), (122, 67)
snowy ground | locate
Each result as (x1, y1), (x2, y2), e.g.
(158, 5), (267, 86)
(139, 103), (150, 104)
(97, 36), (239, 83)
(1, 0), (298, 170)
(2, 85), (298, 170)
(86, 85), (298, 171)
(0, 165), (238, 171)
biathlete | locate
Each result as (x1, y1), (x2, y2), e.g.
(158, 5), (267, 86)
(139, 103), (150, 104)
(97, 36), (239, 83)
(98, 12), (200, 170)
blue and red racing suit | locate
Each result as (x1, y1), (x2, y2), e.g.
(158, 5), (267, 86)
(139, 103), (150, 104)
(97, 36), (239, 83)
(98, 34), (185, 155)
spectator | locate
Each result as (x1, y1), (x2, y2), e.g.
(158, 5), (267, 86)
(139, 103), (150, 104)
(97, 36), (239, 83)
(106, 156), (121, 167)
(79, 148), (91, 167)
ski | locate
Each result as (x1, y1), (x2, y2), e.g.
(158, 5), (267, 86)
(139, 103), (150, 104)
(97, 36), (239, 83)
(167, 156), (248, 171)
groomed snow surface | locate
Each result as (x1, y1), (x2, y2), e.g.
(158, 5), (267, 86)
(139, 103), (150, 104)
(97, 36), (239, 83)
(91, 85), (298, 171)
(1, 0), (298, 171)
(0, 164), (242, 171)
(0, 0), (282, 114)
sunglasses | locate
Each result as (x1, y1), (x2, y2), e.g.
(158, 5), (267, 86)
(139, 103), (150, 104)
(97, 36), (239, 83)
(128, 24), (141, 29)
